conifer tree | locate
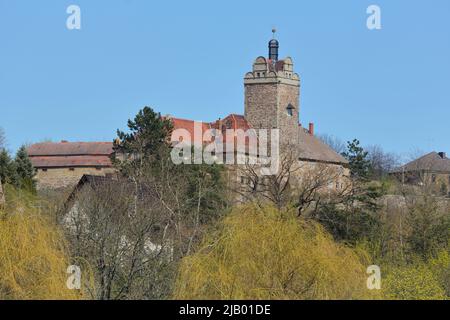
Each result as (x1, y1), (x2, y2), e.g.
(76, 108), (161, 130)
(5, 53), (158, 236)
(0, 149), (19, 186)
(14, 145), (36, 192)
(342, 139), (372, 180)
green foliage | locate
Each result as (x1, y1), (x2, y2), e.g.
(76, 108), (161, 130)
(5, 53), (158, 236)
(14, 145), (36, 192)
(406, 197), (450, 259)
(429, 249), (450, 296)
(0, 149), (19, 186)
(0, 146), (36, 193)
(182, 162), (228, 223)
(174, 205), (378, 300)
(113, 106), (173, 168)
(383, 264), (446, 300)
(342, 139), (371, 180)
(314, 204), (382, 244)
(313, 181), (385, 245)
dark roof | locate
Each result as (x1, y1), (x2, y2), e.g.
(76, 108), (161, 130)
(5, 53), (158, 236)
(27, 142), (113, 168)
(393, 152), (450, 173)
(64, 174), (117, 208)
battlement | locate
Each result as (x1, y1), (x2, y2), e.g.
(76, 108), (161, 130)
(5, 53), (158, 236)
(244, 56), (300, 87)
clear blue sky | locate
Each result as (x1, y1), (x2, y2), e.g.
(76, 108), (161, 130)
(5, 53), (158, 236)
(1, 0), (449, 159)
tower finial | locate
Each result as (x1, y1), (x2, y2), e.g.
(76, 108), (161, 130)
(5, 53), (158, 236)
(268, 29), (279, 61)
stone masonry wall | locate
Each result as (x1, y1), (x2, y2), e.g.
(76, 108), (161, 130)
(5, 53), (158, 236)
(244, 83), (278, 130)
(35, 167), (117, 190)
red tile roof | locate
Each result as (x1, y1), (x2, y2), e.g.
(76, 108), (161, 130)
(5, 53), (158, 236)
(170, 117), (212, 144)
(27, 114), (347, 168)
(28, 142), (113, 156)
(170, 114), (254, 148)
(28, 142), (113, 168)
(30, 155), (112, 168)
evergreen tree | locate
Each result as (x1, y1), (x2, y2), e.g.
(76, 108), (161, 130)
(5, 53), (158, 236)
(342, 139), (372, 180)
(0, 149), (19, 186)
(14, 145), (36, 192)
(114, 106), (173, 161)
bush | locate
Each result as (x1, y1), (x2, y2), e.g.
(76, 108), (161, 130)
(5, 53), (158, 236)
(428, 249), (450, 296)
(0, 186), (88, 299)
(383, 264), (446, 300)
(173, 205), (378, 300)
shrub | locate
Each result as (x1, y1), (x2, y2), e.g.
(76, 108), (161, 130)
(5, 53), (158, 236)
(173, 205), (377, 300)
(0, 186), (88, 299)
(383, 264), (446, 300)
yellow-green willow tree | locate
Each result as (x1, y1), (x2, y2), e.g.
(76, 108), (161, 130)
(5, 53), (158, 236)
(174, 205), (378, 300)
(0, 186), (91, 300)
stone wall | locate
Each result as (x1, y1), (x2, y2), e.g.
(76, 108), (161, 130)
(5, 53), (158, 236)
(229, 157), (350, 205)
(244, 83), (279, 130)
(244, 56), (301, 146)
(35, 167), (117, 190)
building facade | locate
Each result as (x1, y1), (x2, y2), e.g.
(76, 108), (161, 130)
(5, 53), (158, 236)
(27, 141), (116, 190)
(392, 151), (450, 196)
(29, 35), (347, 192)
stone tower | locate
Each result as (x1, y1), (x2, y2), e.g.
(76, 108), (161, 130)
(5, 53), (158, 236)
(244, 35), (301, 145)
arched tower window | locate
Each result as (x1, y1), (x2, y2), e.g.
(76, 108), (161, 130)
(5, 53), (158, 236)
(286, 104), (294, 117)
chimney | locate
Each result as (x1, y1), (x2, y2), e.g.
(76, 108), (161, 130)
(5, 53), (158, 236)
(308, 123), (315, 136)
(438, 152), (446, 159)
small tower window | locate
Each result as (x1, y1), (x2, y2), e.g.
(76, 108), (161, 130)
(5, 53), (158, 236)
(286, 104), (294, 117)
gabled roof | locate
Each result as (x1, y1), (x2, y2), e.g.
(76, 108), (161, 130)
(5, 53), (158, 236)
(393, 152), (450, 173)
(297, 128), (348, 165)
(27, 142), (113, 168)
(64, 174), (117, 209)
(28, 142), (113, 156)
(30, 155), (112, 168)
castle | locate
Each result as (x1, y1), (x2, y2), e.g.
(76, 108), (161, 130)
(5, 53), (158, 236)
(28, 35), (347, 190)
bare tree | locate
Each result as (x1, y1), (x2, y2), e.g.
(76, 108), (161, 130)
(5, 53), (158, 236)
(294, 163), (350, 216)
(317, 133), (346, 154)
(236, 151), (302, 209)
(236, 149), (350, 216)
(64, 177), (174, 300)
(366, 145), (400, 179)
(64, 153), (227, 299)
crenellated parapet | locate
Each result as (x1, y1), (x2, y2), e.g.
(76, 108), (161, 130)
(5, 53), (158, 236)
(244, 56), (300, 87)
